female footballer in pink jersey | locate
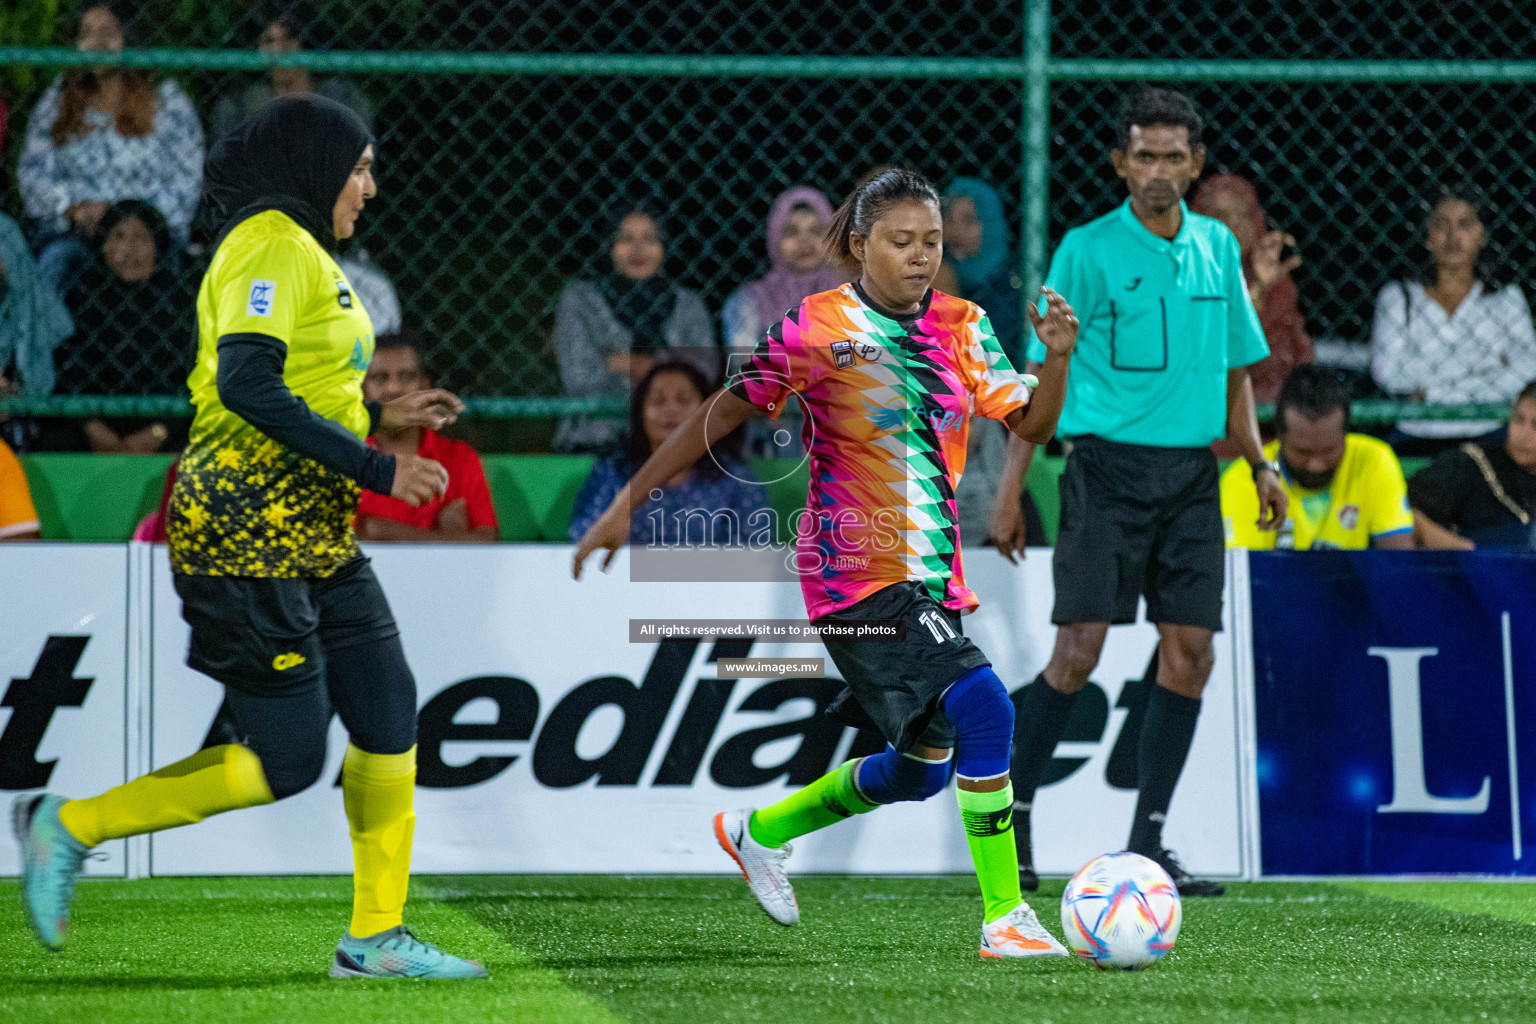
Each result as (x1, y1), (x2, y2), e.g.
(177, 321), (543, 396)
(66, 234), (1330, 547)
(573, 168), (1079, 959)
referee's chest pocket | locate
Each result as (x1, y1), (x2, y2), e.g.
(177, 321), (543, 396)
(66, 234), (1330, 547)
(1109, 298), (1167, 371)
(1188, 294), (1229, 350)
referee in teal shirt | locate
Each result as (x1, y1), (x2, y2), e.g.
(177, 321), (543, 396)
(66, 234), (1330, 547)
(992, 88), (1288, 897)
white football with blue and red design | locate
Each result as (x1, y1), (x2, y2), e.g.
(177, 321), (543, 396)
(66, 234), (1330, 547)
(1060, 851), (1182, 970)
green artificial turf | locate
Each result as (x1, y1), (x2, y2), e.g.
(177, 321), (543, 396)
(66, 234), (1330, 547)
(2, 875), (1532, 1024)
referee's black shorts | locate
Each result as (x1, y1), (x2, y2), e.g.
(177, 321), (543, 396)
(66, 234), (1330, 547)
(174, 555), (401, 697)
(1051, 435), (1224, 632)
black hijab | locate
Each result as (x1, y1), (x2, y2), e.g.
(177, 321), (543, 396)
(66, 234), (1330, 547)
(201, 94), (373, 251)
(595, 204), (677, 351)
(60, 200), (191, 396)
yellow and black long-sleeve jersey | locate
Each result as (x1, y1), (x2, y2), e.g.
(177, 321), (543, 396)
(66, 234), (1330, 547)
(168, 210), (375, 577)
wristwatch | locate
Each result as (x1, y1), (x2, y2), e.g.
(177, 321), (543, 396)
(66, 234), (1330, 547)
(1251, 459), (1281, 480)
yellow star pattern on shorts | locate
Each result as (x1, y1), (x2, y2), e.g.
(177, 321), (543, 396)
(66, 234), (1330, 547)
(214, 447), (242, 470)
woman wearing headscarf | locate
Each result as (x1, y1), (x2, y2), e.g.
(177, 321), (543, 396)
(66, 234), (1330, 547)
(721, 186), (844, 457)
(12, 96), (485, 980)
(56, 200), (193, 453)
(722, 186), (845, 351)
(1190, 175), (1311, 405)
(937, 179), (1047, 547)
(937, 178), (1025, 368)
(551, 201), (716, 453)
(18, 3), (204, 294)
(0, 213), (73, 401)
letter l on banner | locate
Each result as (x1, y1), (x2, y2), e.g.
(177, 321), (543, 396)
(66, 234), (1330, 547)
(1370, 646), (1491, 815)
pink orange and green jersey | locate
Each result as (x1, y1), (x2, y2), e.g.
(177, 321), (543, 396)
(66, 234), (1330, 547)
(729, 282), (1031, 620)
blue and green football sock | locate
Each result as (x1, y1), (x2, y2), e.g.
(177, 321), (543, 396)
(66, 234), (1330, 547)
(748, 759), (878, 848)
(958, 781), (1024, 923)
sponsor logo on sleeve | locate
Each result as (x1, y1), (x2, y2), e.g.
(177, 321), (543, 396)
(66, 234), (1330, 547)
(247, 280), (276, 317)
(831, 340), (853, 369)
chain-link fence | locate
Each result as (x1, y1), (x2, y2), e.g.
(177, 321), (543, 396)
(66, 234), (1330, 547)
(1052, 78), (1536, 355)
(2, 0), (1533, 439)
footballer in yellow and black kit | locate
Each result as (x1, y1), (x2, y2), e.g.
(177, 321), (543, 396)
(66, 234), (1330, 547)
(11, 96), (487, 979)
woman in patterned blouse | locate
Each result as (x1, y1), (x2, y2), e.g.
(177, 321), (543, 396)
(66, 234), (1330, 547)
(18, 3), (204, 294)
(568, 360), (771, 546)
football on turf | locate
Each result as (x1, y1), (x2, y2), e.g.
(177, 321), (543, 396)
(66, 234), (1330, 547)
(1060, 851), (1182, 970)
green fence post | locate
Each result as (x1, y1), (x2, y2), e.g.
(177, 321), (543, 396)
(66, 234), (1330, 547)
(1022, 0), (1051, 313)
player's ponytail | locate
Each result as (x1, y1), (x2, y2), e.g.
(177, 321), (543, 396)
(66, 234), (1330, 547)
(824, 167), (941, 272)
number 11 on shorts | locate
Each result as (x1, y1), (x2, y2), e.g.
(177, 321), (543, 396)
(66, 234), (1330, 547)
(918, 609), (958, 643)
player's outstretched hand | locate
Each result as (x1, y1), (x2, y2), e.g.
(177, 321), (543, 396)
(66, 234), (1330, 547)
(380, 388), (466, 432)
(573, 501), (631, 579)
(1026, 287), (1079, 357)
(1254, 468), (1289, 531)
(391, 454), (449, 508)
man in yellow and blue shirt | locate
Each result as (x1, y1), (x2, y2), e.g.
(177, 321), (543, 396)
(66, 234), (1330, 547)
(1222, 364), (1414, 550)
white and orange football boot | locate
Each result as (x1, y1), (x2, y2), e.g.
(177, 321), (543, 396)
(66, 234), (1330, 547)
(714, 808), (799, 925)
(979, 902), (1070, 959)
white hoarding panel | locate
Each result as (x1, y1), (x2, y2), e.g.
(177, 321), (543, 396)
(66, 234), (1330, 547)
(149, 545), (1242, 877)
(0, 544), (129, 876)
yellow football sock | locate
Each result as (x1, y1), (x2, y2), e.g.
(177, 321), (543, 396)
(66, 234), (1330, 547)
(343, 743), (417, 938)
(57, 744), (274, 848)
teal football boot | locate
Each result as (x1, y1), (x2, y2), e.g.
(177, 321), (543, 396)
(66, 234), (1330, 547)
(330, 925), (489, 979)
(13, 794), (91, 951)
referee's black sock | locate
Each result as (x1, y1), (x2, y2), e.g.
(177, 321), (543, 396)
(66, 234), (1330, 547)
(1008, 673), (1081, 826)
(1127, 685), (1202, 855)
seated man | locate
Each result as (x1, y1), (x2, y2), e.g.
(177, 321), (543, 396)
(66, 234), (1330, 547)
(0, 438), (40, 540)
(356, 332), (498, 543)
(1221, 365), (1414, 550)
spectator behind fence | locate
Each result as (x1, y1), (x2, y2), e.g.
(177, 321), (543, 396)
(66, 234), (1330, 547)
(935, 176), (1048, 546)
(1409, 380), (1536, 549)
(0, 212), (74, 398)
(355, 332), (498, 542)
(568, 361), (769, 546)
(56, 200), (193, 453)
(0, 439), (41, 540)
(17, 3), (204, 295)
(1371, 189), (1536, 450)
(935, 178), (1026, 369)
(1190, 175), (1311, 404)
(721, 185), (840, 459)
(721, 186), (843, 351)
(208, 3), (374, 144)
(552, 202), (716, 454)
(1222, 364), (1414, 550)
(336, 249), (401, 334)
